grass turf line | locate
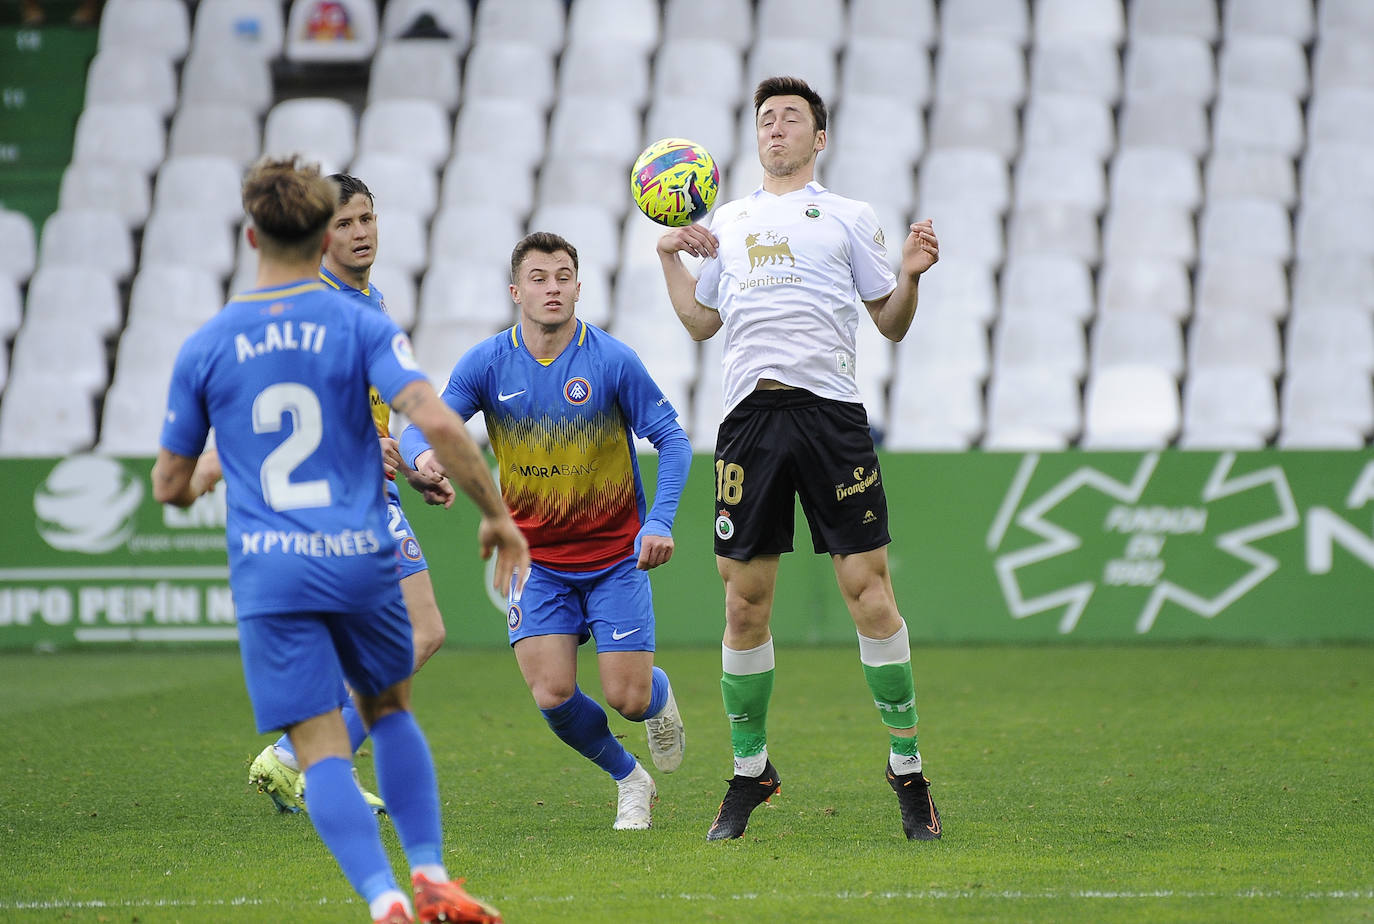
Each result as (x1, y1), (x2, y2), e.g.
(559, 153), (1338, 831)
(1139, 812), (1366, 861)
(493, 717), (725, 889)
(1, 645), (1370, 923)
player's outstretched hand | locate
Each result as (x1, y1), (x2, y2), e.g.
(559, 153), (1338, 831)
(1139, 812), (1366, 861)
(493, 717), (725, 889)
(657, 224), (719, 260)
(904, 219), (939, 276)
(479, 515), (531, 597)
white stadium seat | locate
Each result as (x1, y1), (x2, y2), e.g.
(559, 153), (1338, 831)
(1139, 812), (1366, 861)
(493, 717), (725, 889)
(59, 163), (151, 229)
(358, 98), (451, 169)
(1030, 40), (1122, 103)
(848, 0), (937, 47)
(72, 103), (166, 174)
(1098, 258), (1192, 319)
(462, 40), (556, 110)
(367, 40), (461, 110)
(472, 0), (565, 54)
(756, 0), (847, 51)
(1222, 0), (1314, 42)
(39, 209), (134, 280)
(984, 366), (1082, 449)
(263, 98), (357, 173)
(180, 45), (273, 114)
(168, 104), (262, 168)
(99, 0), (190, 60)
(192, 0), (285, 58)
(1129, 0), (1218, 41)
(1081, 363), (1181, 449)
(940, 0), (1030, 45)
(379, 0), (471, 51)
(23, 266), (122, 338)
(85, 50), (177, 117)
(0, 210), (36, 284)
(1179, 366), (1278, 448)
(153, 155), (245, 227)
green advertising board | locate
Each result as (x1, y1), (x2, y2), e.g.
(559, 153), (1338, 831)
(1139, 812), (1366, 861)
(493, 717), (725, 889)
(2, 450), (1372, 650)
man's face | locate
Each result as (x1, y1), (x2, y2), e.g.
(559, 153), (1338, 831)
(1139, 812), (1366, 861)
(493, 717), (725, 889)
(510, 249), (579, 329)
(324, 192), (378, 275)
(756, 94), (825, 178)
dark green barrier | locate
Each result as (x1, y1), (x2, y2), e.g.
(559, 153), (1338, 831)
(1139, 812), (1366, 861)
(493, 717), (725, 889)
(2, 450), (1373, 650)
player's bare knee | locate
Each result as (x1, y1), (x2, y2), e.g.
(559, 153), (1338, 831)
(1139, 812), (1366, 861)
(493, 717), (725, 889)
(531, 680), (577, 710)
(605, 681), (652, 719)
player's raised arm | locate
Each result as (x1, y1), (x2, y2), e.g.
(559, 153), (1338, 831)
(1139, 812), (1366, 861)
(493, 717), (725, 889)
(391, 379), (529, 594)
(656, 225), (723, 341)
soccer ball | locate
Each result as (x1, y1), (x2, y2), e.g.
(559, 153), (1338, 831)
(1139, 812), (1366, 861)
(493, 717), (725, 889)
(630, 137), (720, 227)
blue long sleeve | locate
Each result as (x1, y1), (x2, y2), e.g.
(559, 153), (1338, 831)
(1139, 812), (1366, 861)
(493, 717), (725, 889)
(399, 422), (431, 470)
(638, 417), (691, 536)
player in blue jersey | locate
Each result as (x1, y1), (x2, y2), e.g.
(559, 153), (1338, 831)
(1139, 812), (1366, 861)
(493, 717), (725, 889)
(400, 231), (692, 830)
(152, 156), (526, 924)
(247, 174), (456, 814)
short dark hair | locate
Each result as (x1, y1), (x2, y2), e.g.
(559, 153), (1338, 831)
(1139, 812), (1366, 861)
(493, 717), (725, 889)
(328, 173), (374, 208)
(753, 76), (827, 132)
(510, 231), (579, 282)
(241, 155), (336, 260)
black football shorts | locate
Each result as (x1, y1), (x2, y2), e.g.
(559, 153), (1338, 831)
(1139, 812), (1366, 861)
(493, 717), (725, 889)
(712, 387), (891, 560)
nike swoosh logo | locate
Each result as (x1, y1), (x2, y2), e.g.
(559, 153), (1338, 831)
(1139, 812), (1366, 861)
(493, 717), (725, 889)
(610, 627), (642, 640)
(497, 389), (526, 401)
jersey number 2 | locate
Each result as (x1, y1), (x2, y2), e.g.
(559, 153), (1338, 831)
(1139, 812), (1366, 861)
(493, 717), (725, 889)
(253, 383), (331, 511)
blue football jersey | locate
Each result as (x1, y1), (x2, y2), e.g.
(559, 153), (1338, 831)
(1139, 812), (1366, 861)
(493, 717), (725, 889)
(405, 320), (678, 570)
(160, 279), (426, 617)
(319, 266), (405, 509)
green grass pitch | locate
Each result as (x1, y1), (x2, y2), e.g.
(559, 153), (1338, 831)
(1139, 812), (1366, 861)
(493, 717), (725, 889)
(2, 644), (1371, 923)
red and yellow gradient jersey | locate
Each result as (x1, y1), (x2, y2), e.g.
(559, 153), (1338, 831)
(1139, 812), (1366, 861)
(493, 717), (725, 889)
(405, 320), (678, 570)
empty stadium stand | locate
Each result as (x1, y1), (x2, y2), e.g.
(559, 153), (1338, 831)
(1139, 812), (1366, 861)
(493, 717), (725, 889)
(1, 0), (1371, 456)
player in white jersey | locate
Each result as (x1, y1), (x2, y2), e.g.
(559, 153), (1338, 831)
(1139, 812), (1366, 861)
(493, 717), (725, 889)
(655, 76), (944, 842)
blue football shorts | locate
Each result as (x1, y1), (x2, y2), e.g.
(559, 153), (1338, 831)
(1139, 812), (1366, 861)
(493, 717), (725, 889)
(237, 593), (414, 734)
(505, 554), (656, 652)
(387, 500), (429, 580)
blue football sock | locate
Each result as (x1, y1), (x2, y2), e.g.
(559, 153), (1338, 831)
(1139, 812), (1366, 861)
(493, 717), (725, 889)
(303, 756), (397, 904)
(540, 687), (637, 780)
(342, 699), (369, 753)
(642, 666), (670, 721)
(371, 711), (443, 868)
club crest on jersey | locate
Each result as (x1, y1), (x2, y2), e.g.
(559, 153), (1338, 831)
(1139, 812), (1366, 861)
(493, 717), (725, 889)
(564, 377), (592, 405)
(401, 537), (423, 561)
(507, 603), (522, 631)
(803, 205), (823, 220)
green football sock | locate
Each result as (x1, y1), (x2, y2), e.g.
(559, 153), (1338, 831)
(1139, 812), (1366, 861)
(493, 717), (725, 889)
(721, 639), (776, 759)
(862, 659), (918, 732)
(858, 620), (918, 748)
(721, 669), (773, 758)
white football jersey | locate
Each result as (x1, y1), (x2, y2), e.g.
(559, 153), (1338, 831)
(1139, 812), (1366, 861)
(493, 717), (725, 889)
(695, 181), (897, 415)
